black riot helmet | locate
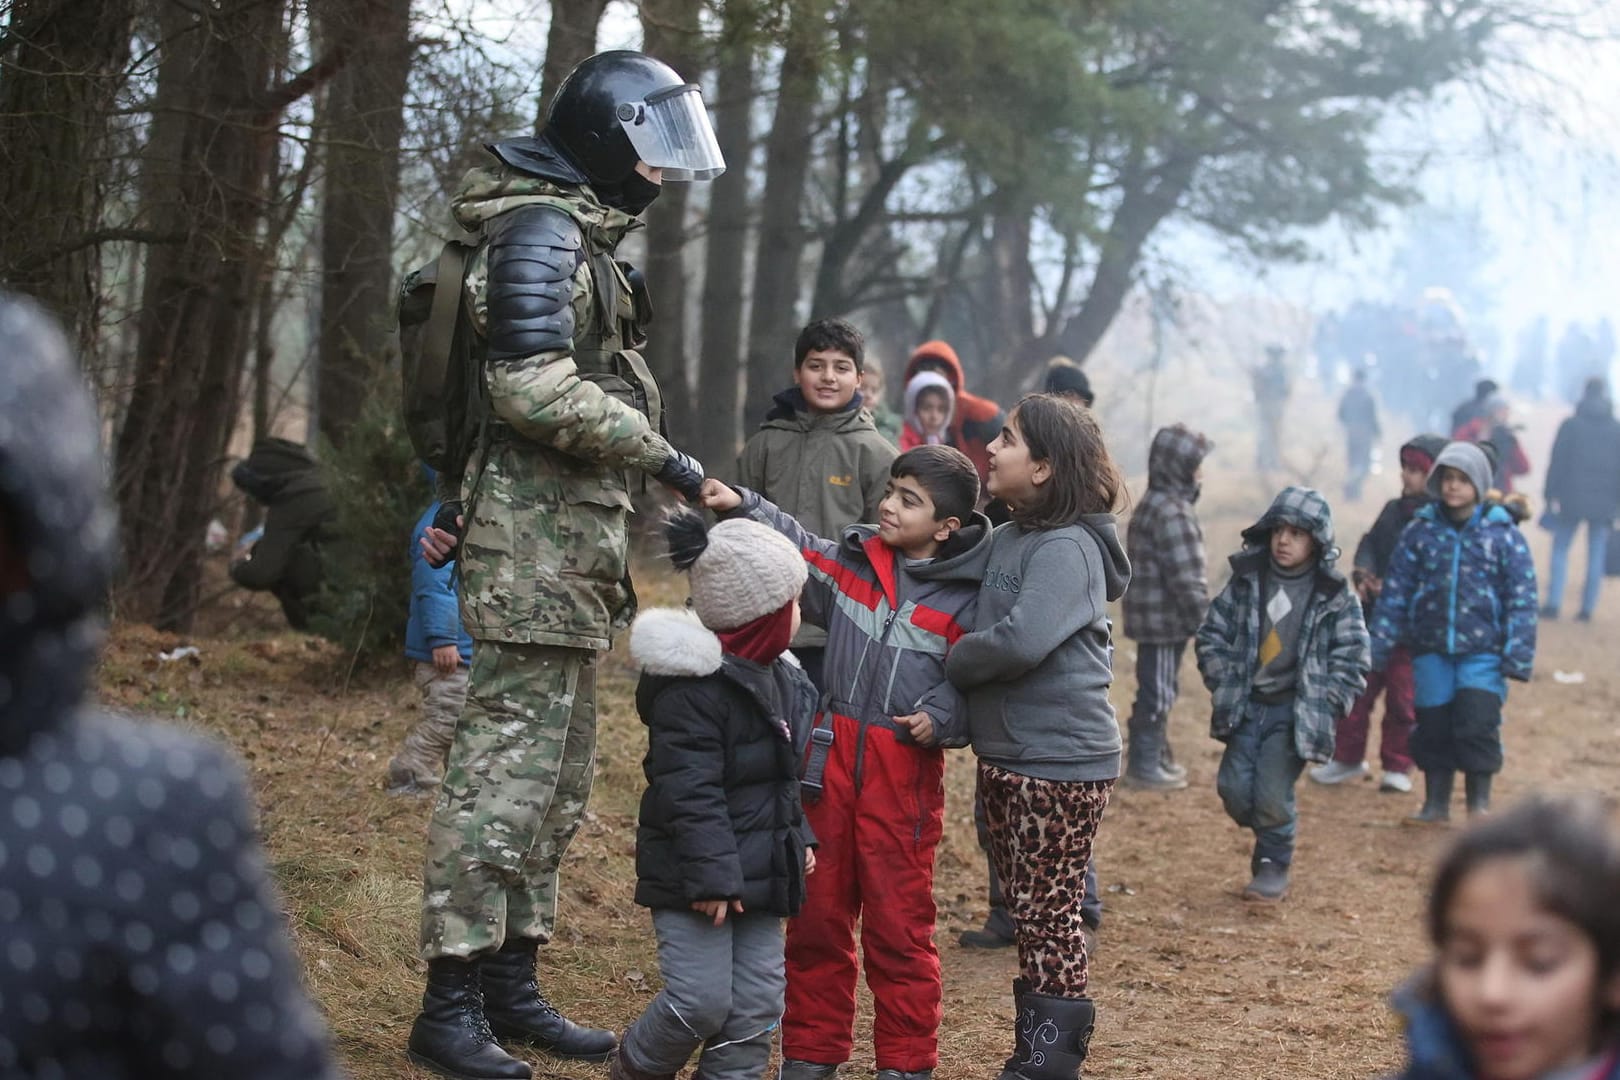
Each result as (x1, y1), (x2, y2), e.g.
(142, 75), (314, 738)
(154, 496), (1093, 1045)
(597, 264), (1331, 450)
(544, 51), (725, 200)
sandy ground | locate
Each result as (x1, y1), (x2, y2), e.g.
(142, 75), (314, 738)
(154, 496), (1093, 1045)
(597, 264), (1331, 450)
(91, 396), (1620, 1080)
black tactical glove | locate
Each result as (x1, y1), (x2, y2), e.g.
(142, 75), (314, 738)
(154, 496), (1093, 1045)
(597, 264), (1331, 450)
(425, 500), (464, 568)
(654, 448), (706, 502)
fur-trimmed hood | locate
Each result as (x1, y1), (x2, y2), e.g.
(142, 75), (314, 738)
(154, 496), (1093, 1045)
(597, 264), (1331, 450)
(629, 607), (723, 677)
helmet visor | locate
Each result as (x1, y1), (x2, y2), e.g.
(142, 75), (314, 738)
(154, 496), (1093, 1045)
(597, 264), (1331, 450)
(618, 84), (726, 181)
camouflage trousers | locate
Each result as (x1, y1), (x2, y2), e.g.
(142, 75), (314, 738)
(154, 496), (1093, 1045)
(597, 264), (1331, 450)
(419, 641), (597, 960)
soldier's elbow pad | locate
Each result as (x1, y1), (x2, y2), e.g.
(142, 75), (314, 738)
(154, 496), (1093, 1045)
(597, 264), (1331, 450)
(485, 205), (585, 363)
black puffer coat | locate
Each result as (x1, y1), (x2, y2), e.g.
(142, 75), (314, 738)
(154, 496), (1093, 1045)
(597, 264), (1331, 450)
(0, 295), (341, 1079)
(1545, 391), (1620, 524)
(228, 437), (336, 630)
(628, 608), (817, 916)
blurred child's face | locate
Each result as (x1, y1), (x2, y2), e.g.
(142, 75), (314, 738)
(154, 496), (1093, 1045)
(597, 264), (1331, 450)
(916, 389), (950, 435)
(1438, 856), (1620, 1080)
(1401, 462), (1430, 498)
(1439, 466), (1480, 512)
(796, 349), (860, 413)
(861, 366), (885, 402)
(1270, 523), (1315, 570)
(985, 410), (1049, 506)
(878, 474), (958, 559)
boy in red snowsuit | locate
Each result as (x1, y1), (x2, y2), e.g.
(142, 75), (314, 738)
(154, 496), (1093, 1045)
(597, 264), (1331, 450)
(701, 445), (992, 1080)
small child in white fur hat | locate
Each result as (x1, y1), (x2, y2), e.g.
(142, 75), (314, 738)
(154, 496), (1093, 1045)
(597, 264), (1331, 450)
(613, 511), (819, 1080)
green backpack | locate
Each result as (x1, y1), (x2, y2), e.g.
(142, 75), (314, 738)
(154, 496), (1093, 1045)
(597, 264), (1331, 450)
(398, 240), (487, 500)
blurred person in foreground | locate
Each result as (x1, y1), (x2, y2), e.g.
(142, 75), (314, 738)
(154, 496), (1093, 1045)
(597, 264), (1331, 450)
(0, 293), (341, 1077)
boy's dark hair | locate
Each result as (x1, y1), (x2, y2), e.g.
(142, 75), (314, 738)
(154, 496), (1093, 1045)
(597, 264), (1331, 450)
(1428, 793), (1620, 1036)
(1009, 393), (1125, 530)
(892, 445), (978, 523)
(794, 317), (864, 370)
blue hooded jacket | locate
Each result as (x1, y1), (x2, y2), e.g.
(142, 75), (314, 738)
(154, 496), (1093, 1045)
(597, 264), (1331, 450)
(406, 482), (474, 665)
(1369, 443), (1537, 680)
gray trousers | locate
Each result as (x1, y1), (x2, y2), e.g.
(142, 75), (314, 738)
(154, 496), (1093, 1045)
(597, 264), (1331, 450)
(622, 909), (785, 1080)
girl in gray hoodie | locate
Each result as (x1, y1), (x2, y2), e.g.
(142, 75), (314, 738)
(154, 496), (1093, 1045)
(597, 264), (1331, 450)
(945, 394), (1131, 1080)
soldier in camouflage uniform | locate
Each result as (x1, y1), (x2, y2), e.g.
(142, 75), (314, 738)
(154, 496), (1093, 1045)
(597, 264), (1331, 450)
(408, 51), (724, 1080)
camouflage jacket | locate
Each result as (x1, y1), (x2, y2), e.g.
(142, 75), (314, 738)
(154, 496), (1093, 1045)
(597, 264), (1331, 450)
(450, 165), (672, 650)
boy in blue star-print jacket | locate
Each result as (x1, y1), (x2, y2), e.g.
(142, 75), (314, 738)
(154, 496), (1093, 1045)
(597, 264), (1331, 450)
(1369, 441), (1538, 824)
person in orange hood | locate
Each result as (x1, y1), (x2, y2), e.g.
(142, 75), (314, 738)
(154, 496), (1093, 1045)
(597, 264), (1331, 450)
(903, 341), (1005, 488)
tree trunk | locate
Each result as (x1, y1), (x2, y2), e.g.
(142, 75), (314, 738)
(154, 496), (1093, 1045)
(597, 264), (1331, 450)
(637, 0), (703, 440)
(742, 0), (825, 425)
(535, 0), (610, 127)
(1053, 148), (1199, 365)
(982, 200), (1037, 394)
(313, 0), (413, 448)
(113, 0), (336, 631)
(0, 0), (135, 356)
(693, 9), (755, 471)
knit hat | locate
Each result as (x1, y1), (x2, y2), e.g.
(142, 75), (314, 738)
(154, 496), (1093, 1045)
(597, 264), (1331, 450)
(1426, 441), (1492, 502)
(903, 371), (955, 441)
(666, 511), (807, 632)
(1399, 433), (1447, 473)
(1043, 356), (1094, 406)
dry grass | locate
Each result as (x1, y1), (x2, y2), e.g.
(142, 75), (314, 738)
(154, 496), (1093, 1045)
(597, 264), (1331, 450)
(91, 397), (1620, 1079)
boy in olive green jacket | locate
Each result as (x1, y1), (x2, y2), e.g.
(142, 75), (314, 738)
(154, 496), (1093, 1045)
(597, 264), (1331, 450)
(738, 317), (897, 687)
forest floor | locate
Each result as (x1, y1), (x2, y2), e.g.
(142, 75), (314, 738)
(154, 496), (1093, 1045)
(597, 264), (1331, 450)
(92, 398), (1620, 1080)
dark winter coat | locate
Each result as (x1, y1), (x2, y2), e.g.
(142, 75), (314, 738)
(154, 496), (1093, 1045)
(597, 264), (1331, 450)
(1337, 383), (1380, 437)
(726, 487), (990, 748)
(629, 609), (817, 916)
(1123, 424), (1213, 643)
(0, 295), (341, 1079)
(1194, 487), (1370, 763)
(1545, 392), (1620, 524)
(228, 437), (337, 629)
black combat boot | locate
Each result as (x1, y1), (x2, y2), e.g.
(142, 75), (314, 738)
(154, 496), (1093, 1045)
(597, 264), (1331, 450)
(1003, 991), (1096, 1080)
(407, 958), (533, 1080)
(1464, 772), (1493, 817)
(480, 938), (618, 1061)
(960, 856), (1017, 948)
(1406, 770), (1454, 825)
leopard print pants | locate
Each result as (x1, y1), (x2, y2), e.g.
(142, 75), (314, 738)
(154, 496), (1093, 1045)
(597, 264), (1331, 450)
(979, 761), (1113, 996)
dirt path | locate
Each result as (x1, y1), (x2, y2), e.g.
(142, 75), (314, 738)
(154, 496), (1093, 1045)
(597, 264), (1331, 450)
(93, 417), (1620, 1079)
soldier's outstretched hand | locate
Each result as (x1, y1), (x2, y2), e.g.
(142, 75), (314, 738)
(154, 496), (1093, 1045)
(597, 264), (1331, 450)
(654, 446), (706, 501)
(699, 478), (741, 513)
(420, 514), (463, 568)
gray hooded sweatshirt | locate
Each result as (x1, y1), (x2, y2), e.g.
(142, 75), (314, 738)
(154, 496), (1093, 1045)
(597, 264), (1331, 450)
(945, 515), (1132, 781)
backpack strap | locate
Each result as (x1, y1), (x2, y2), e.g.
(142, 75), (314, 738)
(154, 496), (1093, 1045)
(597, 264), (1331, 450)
(422, 242), (471, 397)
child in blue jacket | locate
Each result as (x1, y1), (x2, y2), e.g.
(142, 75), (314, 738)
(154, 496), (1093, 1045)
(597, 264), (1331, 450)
(1369, 442), (1538, 823)
(387, 480), (476, 795)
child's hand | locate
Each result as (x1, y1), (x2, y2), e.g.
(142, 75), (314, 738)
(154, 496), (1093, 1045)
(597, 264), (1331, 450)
(805, 848), (816, 876)
(691, 898), (745, 926)
(698, 478), (742, 513)
(431, 644), (461, 676)
(897, 711), (936, 747)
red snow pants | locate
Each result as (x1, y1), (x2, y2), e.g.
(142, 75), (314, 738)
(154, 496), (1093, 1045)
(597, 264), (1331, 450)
(781, 713), (946, 1071)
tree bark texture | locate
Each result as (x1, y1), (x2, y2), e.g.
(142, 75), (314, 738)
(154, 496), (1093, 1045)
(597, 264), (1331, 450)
(743, 0), (824, 426)
(113, 0), (331, 631)
(313, 0), (413, 448)
(694, 6), (755, 471)
(535, 0), (610, 128)
(637, 0), (704, 439)
(0, 0), (135, 355)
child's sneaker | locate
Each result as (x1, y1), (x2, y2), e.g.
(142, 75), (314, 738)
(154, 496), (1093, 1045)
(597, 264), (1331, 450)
(1241, 858), (1289, 902)
(1308, 760), (1368, 786)
(1379, 770), (1413, 794)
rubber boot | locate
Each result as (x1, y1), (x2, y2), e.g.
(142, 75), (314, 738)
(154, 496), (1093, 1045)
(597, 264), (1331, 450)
(779, 1062), (840, 1080)
(1003, 992), (1096, 1080)
(407, 958), (533, 1080)
(481, 938), (617, 1061)
(996, 978), (1034, 1080)
(1123, 722), (1187, 791)
(1464, 772), (1493, 817)
(1406, 770), (1454, 825)
(960, 854), (1017, 948)
(1159, 738), (1188, 784)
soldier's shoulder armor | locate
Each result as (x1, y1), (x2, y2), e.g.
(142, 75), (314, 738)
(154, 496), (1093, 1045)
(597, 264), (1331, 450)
(484, 204), (587, 362)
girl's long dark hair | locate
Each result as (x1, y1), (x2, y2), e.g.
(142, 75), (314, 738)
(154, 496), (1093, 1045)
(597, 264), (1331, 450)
(1008, 393), (1126, 530)
(1429, 794), (1620, 1038)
